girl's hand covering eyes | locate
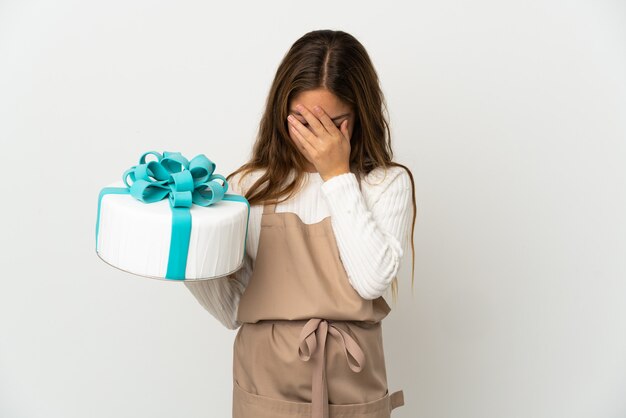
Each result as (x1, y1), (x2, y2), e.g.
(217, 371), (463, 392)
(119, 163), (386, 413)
(287, 104), (351, 181)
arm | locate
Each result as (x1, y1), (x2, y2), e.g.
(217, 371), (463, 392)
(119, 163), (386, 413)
(320, 167), (413, 300)
(183, 171), (252, 330)
(183, 253), (252, 330)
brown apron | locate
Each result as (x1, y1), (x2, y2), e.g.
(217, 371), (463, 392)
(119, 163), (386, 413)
(232, 201), (405, 418)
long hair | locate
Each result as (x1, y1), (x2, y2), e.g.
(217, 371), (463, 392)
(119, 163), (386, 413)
(227, 29), (417, 304)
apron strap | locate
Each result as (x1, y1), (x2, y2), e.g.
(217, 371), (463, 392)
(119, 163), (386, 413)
(389, 389), (405, 411)
(297, 318), (366, 418)
(263, 202), (276, 214)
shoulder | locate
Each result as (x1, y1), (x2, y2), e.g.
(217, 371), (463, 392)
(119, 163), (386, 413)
(358, 165), (412, 208)
(361, 165), (412, 192)
(227, 168), (265, 195)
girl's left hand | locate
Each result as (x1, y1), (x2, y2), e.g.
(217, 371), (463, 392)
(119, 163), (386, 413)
(287, 104), (351, 181)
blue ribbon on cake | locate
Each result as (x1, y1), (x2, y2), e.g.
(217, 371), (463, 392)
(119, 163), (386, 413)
(95, 150), (250, 280)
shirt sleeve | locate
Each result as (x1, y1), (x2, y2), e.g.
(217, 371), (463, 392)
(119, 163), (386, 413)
(183, 253), (252, 330)
(182, 171), (252, 330)
(320, 168), (413, 300)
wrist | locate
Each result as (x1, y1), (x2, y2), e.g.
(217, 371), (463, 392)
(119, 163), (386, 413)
(321, 168), (351, 182)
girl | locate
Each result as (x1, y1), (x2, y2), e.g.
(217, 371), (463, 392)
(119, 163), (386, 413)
(185, 29), (417, 418)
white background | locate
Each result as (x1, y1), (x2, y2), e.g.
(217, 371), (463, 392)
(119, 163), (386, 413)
(1, 1), (625, 417)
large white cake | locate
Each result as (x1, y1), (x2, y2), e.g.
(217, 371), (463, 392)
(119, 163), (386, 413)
(95, 151), (250, 281)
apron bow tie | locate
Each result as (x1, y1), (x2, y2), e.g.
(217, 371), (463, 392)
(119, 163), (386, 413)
(297, 318), (365, 418)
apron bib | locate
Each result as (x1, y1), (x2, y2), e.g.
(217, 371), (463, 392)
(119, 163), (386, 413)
(233, 201), (405, 418)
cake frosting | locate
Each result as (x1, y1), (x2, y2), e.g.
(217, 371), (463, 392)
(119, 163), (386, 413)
(95, 151), (250, 281)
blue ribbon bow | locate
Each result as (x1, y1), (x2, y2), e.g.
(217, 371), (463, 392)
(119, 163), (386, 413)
(96, 150), (250, 280)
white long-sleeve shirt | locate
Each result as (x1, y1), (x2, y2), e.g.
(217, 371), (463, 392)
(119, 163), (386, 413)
(184, 166), (413, 330)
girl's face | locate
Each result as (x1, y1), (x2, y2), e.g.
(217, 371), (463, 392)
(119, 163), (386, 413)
(287, 88), (354, 170)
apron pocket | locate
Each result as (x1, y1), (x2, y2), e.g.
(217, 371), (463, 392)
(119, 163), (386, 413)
(233, 378), (405, 418)
(233, 378), (310, 417)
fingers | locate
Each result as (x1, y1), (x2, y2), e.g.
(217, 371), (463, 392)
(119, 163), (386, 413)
(293, 104), (326, 137)
(288, 120), (315, 157)
(287, 113), (315, 145)
(340, 119), (350, 142)
(311, 105), (341, 136)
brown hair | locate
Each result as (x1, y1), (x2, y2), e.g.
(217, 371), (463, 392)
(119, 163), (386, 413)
(227, 29), (417, 303)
